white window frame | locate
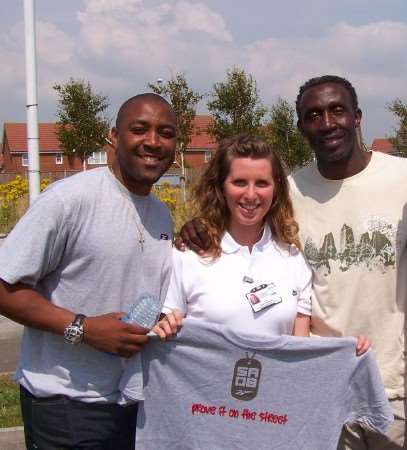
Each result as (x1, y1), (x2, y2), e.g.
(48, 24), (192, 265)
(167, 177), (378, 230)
(204, 150), (212, 163)
(87, 150), (107, 165)
(55, 153), (63, 165)
(22, 153), (29, 167)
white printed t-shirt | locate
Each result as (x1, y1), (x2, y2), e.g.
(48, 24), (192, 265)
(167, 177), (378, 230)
(289, 151), (407, 399)
(163, 225), (312, 336)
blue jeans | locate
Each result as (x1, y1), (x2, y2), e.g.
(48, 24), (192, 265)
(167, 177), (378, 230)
(20, 386), (138, 450)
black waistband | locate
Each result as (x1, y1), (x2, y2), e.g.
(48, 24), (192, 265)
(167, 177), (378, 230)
(20, 384), (67, 402)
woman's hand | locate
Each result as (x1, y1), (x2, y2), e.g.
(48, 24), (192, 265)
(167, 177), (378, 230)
(355, 335), (370, 356)
(152, 309), (184, 341)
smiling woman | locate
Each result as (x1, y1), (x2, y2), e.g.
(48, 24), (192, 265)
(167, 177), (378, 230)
(194, 134), (300, 259)
(223, 157), (275, 248)
(150, 134), (312, 340)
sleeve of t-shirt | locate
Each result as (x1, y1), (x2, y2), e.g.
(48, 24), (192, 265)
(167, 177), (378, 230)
(345, 351), (393, 434)
(162, 248), (187, 316)
(157, 207), (174, 309)
(0, 188), (69, 287)
(158, 242), (173, 307)
(295, 250), (312, 316)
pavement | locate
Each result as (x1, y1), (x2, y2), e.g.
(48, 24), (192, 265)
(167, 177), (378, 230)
(0, 315), (23, 373)
(0, 427), (25, 450)
(0, 238), (22, 373)
(0, 315), (25, 449)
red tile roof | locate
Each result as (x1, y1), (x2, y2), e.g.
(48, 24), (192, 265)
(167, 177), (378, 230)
(4, 123), (62, 153)
(4, 117), (216, 153)
(371, 138), (394, 154)
(188, 115), (216, 149)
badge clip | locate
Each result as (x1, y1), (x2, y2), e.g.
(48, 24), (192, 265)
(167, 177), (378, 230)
(242, 276), (254, 283)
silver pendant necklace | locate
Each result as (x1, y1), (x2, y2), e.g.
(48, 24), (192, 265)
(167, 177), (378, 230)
(109, 166), (151, 252)
(135, 196), (150, 251)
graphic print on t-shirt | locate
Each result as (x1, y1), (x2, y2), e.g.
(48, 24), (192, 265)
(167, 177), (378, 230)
(303, 216), (396, 276)
(231, 352), (262, 401)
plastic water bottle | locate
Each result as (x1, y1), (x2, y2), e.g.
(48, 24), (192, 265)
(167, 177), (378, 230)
(122, 293), (161, 329)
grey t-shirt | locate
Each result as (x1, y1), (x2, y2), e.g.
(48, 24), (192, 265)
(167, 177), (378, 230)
(0, 167), (172, 402)
(137, 319), (393, 450)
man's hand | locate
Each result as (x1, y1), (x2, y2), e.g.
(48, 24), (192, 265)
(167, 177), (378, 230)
(83, 313), (149, 357)
(0, 282), (148, 358)
(175, 218), (211, 255)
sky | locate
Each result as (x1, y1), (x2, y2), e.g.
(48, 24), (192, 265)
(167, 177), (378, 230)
(1, 0), (407, 144)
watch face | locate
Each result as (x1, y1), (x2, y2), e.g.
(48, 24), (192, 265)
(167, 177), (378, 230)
(64, 325), (83, 344)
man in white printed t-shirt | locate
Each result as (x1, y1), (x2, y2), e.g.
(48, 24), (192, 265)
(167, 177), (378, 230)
(290, 75), (407, 450)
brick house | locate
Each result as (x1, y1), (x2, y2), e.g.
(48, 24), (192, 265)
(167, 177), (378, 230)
(183, 115), (217, 167)
(1, 123), (114, 174)
(1, 116), (216, 177)
(371, 138), (396, 155)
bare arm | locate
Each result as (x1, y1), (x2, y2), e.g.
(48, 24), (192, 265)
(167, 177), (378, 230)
(292, 313), (311, 337)
(292, 308), (370, 355)
(0, 281), (73, 333)
(0, 280), (148, 357)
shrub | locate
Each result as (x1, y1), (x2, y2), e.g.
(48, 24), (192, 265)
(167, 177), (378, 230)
(152, 183), (197, 235)
(0, 177), (50, 234)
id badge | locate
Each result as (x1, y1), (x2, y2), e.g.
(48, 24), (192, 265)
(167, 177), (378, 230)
(245, 282), (282, 312)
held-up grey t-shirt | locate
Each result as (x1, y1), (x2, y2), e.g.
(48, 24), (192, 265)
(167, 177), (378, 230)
(137, 319), (393, 450)
(0, 168), (172, 402)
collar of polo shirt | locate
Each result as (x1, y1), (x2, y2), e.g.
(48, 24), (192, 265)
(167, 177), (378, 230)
(221, 225), (273, 254)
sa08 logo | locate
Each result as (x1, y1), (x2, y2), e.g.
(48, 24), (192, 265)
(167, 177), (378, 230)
(231, 354), (262, 401)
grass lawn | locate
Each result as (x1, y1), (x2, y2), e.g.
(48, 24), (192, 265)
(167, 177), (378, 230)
(0, 374), (22, 428)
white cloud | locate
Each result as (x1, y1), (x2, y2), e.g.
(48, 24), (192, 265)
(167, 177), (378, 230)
(171, 1), (232, 41)
(0, 24), (25, 86)
(0, 21), (76, 93)
(79, 0), (142, 15)
(76, 0), (231, 65)
(37, 22), (75, 67)
(244, 20), (407, 106)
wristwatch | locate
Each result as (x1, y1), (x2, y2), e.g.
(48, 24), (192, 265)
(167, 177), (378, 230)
(64, 314), (87, 345)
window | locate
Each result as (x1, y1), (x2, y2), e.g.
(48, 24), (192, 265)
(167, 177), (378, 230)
(88, 150), (107, 165)
(22, 153), (29, 166)
(204, 150), (212, 163)
(55, 153), (63, 165)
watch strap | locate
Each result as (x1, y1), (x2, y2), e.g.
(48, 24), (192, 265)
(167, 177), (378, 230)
(71, 314), (86, 327)
(64, 313), (87, 345)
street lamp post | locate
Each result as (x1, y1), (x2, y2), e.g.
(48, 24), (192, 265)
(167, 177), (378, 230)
(24, 0), (40, 204)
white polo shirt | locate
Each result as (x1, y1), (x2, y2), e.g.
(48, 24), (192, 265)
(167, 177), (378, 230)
(164, 226), (312, 336)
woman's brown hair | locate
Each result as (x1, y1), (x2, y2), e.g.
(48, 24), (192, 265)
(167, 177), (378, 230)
(194, 134), (300, 258)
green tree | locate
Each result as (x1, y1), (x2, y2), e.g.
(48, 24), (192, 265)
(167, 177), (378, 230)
(148, 74), (203, 198)
(264, 98), (313, 171)
(388, 98), (407, 157)
(53, 78), (110, 170)
(207, 67), (267, 140)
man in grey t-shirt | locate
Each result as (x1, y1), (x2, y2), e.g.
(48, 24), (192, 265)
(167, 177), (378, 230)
(0, 93), (177, 449)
